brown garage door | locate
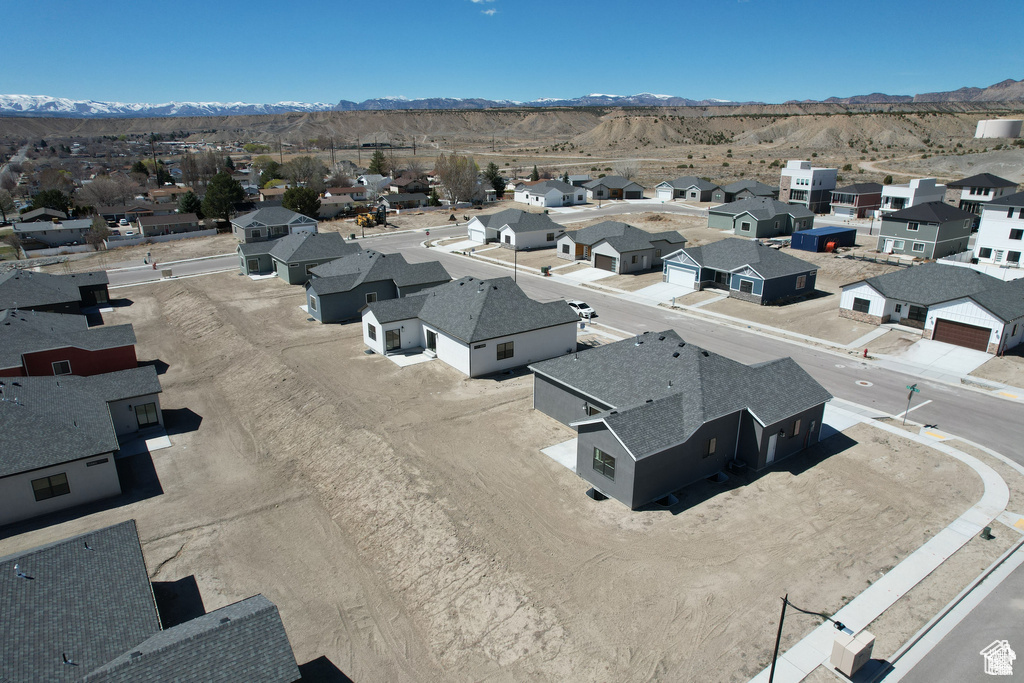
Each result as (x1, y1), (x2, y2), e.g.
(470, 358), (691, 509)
(594, 254), (617, 272)
(932, 319), (990, 351)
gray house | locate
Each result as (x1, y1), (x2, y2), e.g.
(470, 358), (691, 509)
(712, 180), (779, 204)
(655, 176), (720, 202)
(584, 176), (645, 200)
(707, 197), (814, 238)
(231, 206), (319, 243)
(306, 250), (451, 323)
(529, 330), (831, 509)
(238, 232), (360, 284)
(663, 238), (818, 304)
(556, 221), (686, 273)
(0, 520), (300, 682)
(13, 218), (93, 248)
(0, 269), (110, 312)
(875, 201), (974, 259)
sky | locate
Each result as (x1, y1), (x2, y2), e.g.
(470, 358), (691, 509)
(3, 0), (1023, 105)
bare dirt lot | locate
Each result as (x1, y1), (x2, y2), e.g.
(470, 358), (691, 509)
(0, 273), (989, 682)
(970, 346), (1024, 388)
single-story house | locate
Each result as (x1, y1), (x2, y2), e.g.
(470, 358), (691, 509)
(390, 176), (429, 194)
(362, 276), (579, 377)
(584, 176), (645, 200)
(663, 238), (818, 304)
(707, 197), (815, 238)
(875, 201), (974, 259)
(306, 250), (451, 323)
(0, 520), (301, 681)
(711, 180), (779, 204)
(655, 176), (720, 202)
(556, 221), (686, 273)
(231, 206), (319, 243)
(259, 187), (289, 202)
(830, 183), (883, 219)
(0, 309), (137, 377)
(379, 192), (428, 210)
(839, 262), (1024, 353)
(317, 194), (356, 219)
(0, 269), (110, 312)
(528, 330), (831, 509)
(148, 186), (192, 203)
(237, 232), (360, 284)
(13, 218), (93, 248)
(137, 212), (206, 236)
(513, 180), (586, 208)
(567, 174), (591, 187)
(0, 366), (162, 525)
(466, 208), (563, 249)
(325, 186), (368, 201)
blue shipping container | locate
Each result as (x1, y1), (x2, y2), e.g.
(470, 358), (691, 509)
(790, 226), (858, 252)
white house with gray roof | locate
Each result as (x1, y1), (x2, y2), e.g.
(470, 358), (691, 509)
(840, 262), (1024, 353)
(973, 191), (1024, 268)
(466, 208), (563, 249)
(0, 520), (300, 682)
(231, 206), (318, 243)
(655, 176), (720, 202)
(556, 221), (686, 273)
(361, 276), (579, 377)
(529, 330), (831, 509)
(707, 197), (814, 238)
(513, 180), (586, 207)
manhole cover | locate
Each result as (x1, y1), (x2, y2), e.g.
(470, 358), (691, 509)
(856, 380), (873, 387)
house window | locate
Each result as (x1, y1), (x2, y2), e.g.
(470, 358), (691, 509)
(385, 329), (401, 351)
(740, 221), (751, 232)
(365, 292), (377, 304)
(894, 303), (903, 313)
(367, 324), (377, 341)
(496, 341), (514, 360)
(631, 254), (638, 264)
(912, 242), (925, 253)
(562, 243), (570, 254)
(593, 448), (615, 480)
(894, 240), (905, 249)
(31, 473), (70, 501)
(1009, 252), (1021, 264)
(1010, 229), (1023, 240)
(546, 232), (555, 241)
(305, 263), (317, 274)
(795, 275), (807, 289)
(791, 419), (801, 437)
(852, 297), (871, 314)
(979, 247), (993, 259)
(704, 437), (717, 458)
(655, 249), (662, 258)
(309, 296), (317, 312)
(52, 360), (72, 375)
(1009, 208), (1015, 218)
(135, 402), (160, 428)
(907, 305), (927, 323)
(739, 280), (753, 294)
(906, 222), (919, 231)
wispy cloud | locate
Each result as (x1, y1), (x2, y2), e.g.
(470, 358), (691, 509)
(482, 8), (497, 15)
(472, 0), (498, 14)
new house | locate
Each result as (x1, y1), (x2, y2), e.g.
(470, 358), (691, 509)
(584, 176), (645, 200)
(655, 176), (720, 202)
(0, 366), (163, 525)
(875, 202), (974, 259)
(0, 309), (137, 377)
(779, 160), (837, 213)
(946, 173), (1018, 217)
(711, 180), (778, 204)
(0, 520), (300, 682)
(231, 206), (319, 243)
(840, 262), (1024, 353)
(0, 269), (110, 312)
(362, 276), (579, 377)
(830, 183), (882, 218)
(513, 180), (586, 207)
(663, 238), (818, 304)
(237, 232), (360, 284)
(466, 208), (563, 249)
(707, 197), (814, 238)
(974, 191), (1024, 268)
(556, 221), (686, 273)
(306, 250), (451, 323)
(529, 330), (831, 509)
(879, 178), (946, 215)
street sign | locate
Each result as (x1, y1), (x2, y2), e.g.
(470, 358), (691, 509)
(906, 384), (919, 393)
(904, 384), (920, 425)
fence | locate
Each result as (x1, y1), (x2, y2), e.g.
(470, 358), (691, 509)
(21, 244), (94, 257)
(104, 228), (217, 249)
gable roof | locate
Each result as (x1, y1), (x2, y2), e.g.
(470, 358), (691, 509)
(366, 276), (579, 343)
(0, 309), (136, 370)
(658, 176), (719, 192)
(268, 231), (359, 263)
(0, 269), (109, 310)
(885, 201), (976, 223)
(307, 250), (450, 296)
(671, 238), (816, 279)
(529, 330), (831, 458)
(563, 221), (686, 253)
(946, 173), (1016, 189)
(584, 175), (643, 190)
(14, 218), (93, 234)
(708, 197), (814, 220)
(522, 179), (577, 195)
(231, 207), (317, 230)
(480, 208), (561, 234)
(721, 179), (777, 196)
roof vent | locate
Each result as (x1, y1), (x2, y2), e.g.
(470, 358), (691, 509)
(130, 651), (143, 659)
(672, 352), (679, 358)
(677, 342), (685, 347)
(658, 335), (665, 341)
(646, 399), (653, 403)
(220, 616), (231, 624)
(701, 350), (709, 357)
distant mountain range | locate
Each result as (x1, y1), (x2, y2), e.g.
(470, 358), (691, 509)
(0, 79), (1021, 118)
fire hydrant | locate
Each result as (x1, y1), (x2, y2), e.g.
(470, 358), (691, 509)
(863, 348), (868, 358)
(152, 262), (157, 270)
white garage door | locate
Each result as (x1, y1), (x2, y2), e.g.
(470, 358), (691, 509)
(666, 265), (697, 290)
(657, 188), (674, 202)
(468, 226), (486, 243)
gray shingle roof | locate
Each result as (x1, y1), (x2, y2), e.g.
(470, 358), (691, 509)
(137, 213), (199, 227)
(563, 221), (686, 253)
(17, 207), (67, 222)
(584, 175), (643, 190)
(268, 232), (360, 263)
(231, 207), (317, 229)
(0, 309), (136, 370)
(671, 238), (817, 279)
(307, 250), (450, 296)
(82, 595), (300, 683)
(530, 330), (831, 458)
(946, 173), (1016, 189)
(237, 240), (279, 257)
(14, 218), (93, 234)
(367, 276), (579, 343)
(479, 208), (561, 234)
(659, 176), (719, 192)
(0, 269), (109, 310)
(885, 201), (975, 223)
(709, 197), (814, 220)
(721, 179), (777, 196)
(0, 520), (161, 683)
(523, 180), (576, 195)
(985, 191), (1024, 208)
(0, 366), (161, 477)
(858, 262), (1024, 322)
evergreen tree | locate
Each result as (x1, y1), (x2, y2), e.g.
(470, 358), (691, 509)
(201, 172), (245, 222)
(177, 190), (203, 218)
(530, 165), (539, 181)
(427, 188), (442, 206)
(562, 171), (570, 184)
(131, 160), (149, 176)
(282, 186), (321, 219)
(224, 156), (235, 172)
(367, 149), (389, 176)
(30, 189), (72, 213)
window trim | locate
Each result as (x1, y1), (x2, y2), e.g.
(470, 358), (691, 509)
(365, 291), (378, 304)
(135, 402), (160, 428)
(852, 297), (871, 314)
(911, 242), (926, 253)
(496, 341), (514, 361)
(367, 324), (377, 341)
(32, 472), (70, 501)
(308, 296), (317, 312)
(795, 275), (807, 290)
(593, 447), (615, 480)
(52, 360), (72, 375)
(704, 437), (717, 458)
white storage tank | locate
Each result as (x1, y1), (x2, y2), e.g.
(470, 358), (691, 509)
(975, 119), (1023, 138)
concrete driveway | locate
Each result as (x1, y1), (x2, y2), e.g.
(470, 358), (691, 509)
(559, 267), (616, 283)
(896, 339), (992, 375)
(632, 281), (696, 304)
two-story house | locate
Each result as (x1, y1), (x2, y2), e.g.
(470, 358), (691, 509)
(875, 202), (975, 259)
(974, 191), (1024, 268)
(778, 160), (837, 213)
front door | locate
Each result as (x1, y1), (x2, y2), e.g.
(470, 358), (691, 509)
(247, 258), (259, 273)
(884, 239), (894, 254)
(766, 433), (778, 465)
(426, 329), (437, 352)
(385, 329), (401, 352)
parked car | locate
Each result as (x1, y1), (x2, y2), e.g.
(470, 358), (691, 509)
(118, 218), (130, 226)
(566, 300), (595, 319)
(123, 230), (137, 236)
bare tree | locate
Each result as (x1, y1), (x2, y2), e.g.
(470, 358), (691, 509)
(197, 150), (221, 185)
(362, 175), (390, 203)
(38, 167), (75, 195)
(326, 170), (353, 188)
(0, 172), (15, 192)
(3, 232), (22, 258)
(283, 156), (328, 193)
(179, 151), (200, 187)
(404, 157), (426, 180)
(0, 189), (14, 223)
(434, 152), (480, 205)
(613, 160), (640, 180)
(86, 215), (110, 251)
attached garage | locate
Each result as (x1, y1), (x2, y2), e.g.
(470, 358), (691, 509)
(656, 188), (675, 202)
(665, 264), (697, 290)
(932, 318), (991, 351)
(624, 189), (643, 199)
(594, 254), (618, 272)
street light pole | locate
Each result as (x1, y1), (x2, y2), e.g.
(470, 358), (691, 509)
(768, 595), (848, 683)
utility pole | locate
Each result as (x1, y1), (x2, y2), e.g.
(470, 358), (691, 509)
(278, 137), (283, 164)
